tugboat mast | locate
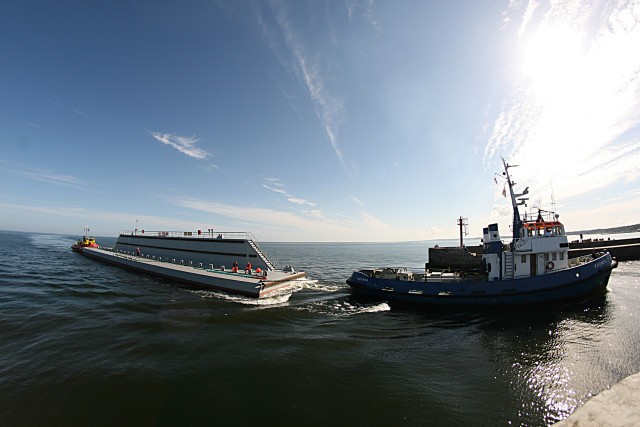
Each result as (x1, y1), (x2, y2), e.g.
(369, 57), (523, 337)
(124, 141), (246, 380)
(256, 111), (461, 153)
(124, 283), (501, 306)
(501, 158), (528, 243)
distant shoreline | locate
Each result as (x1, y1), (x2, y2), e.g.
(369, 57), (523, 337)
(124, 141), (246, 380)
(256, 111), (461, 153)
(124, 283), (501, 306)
(569, 223), (640, 235)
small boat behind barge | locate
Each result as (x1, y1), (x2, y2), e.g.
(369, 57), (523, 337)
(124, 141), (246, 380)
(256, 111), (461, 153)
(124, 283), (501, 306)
(73, 229), (305, 298)
(71, 226), (99, 253)
(346, 159), (618, 306)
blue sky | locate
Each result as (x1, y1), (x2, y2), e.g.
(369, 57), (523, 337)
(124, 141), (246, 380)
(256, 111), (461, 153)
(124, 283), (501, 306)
(1, 0), (639, 242)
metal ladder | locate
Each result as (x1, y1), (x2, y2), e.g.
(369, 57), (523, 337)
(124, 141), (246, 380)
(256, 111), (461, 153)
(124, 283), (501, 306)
(248, 239), (276, 270)
(504, 252), (515, 279)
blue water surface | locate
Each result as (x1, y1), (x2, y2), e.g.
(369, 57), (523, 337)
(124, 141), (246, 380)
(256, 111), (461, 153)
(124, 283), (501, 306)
(0, 231), (639, 426)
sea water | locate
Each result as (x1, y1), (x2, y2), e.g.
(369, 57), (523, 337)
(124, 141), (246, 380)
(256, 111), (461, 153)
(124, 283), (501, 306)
(0, 231), (639, 426)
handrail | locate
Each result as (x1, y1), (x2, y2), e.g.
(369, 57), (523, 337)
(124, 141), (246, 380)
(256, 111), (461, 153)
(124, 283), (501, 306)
(119, 230), (252, 240)
(246, 232), (277, 268)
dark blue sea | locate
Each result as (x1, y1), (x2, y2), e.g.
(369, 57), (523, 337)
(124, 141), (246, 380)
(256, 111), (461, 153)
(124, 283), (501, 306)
(1, 230), (639, 426)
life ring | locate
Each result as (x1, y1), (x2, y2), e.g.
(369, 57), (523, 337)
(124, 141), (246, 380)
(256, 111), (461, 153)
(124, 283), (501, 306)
(546, 261), (554, 271)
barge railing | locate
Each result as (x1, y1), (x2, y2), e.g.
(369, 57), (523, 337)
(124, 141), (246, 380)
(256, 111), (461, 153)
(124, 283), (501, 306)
(119, 230), (257, 239)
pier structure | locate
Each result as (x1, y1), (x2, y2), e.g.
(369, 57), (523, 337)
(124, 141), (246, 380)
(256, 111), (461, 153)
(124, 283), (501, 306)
(553, 372), (640, 426)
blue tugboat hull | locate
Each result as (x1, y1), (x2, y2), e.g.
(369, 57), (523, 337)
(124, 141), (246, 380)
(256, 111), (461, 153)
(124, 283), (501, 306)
(346, 254), (616, 306)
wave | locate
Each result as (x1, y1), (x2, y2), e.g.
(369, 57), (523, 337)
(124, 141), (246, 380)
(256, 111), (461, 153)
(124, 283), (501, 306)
(301, 279), (343, 293)
(293, 299), (390, 316)
(192, 289), (294, 306)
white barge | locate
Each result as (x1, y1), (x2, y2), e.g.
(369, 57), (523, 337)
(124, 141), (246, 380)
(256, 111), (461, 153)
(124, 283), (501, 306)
(74, 230), (305, 298)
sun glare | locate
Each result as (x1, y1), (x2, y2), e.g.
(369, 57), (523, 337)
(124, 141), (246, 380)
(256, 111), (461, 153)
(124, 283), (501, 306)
(516, 25), (599, 179)
(489, 2), (640, 227)
(522, 26), (586, 99)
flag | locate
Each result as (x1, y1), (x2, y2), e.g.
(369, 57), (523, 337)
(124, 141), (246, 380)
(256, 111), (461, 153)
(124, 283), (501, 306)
(502, 185), (506, 197)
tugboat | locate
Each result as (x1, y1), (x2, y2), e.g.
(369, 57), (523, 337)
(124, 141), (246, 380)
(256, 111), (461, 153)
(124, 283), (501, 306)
(71, 226), (99, 253)
(346, 159), (618, 305)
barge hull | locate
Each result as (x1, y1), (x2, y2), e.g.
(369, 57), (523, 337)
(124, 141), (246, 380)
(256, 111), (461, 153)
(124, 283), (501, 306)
(82, 247), (302, 298)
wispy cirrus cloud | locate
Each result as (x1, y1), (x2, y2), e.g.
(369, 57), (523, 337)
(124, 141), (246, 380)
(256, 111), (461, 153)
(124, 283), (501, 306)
(0, 162), (83, 187)
(517, 0), (540, 37)
(262, 178), (315, 206)
(257, 3), (357, 177)
(351, 195), (364, 206)
(173, 197), (396, 241)
(45, 98), (89, 118)
(295, 51), (349, 172)
(345, 0), (380, 31)
(176, 198), (348, 234)
(149, 131), (210, 160)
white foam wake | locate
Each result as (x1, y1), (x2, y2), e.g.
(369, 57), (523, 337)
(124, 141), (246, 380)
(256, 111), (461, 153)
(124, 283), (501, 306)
(30, 234), (76, 250)
(294, 300), (391, 316)
(302, 279), (342, 293)
(194, 289), (294, 306)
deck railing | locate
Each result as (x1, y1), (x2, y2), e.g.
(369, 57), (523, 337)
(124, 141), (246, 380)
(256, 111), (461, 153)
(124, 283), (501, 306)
(119, 230), (251, 240)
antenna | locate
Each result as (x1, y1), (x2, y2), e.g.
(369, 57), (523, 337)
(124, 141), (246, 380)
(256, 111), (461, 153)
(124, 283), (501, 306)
(549, 178), (557, 214)
(457, 216), (468, 247)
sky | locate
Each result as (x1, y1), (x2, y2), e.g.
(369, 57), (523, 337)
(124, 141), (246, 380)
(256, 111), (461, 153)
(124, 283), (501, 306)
(1, 0), (639, 242)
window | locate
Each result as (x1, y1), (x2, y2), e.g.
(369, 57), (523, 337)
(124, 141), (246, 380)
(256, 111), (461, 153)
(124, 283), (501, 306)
(521, 255), (527, 263)
(544, 253), (549, 261)
(552, 253), (557, 261)
(560, 252), (564, 260)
